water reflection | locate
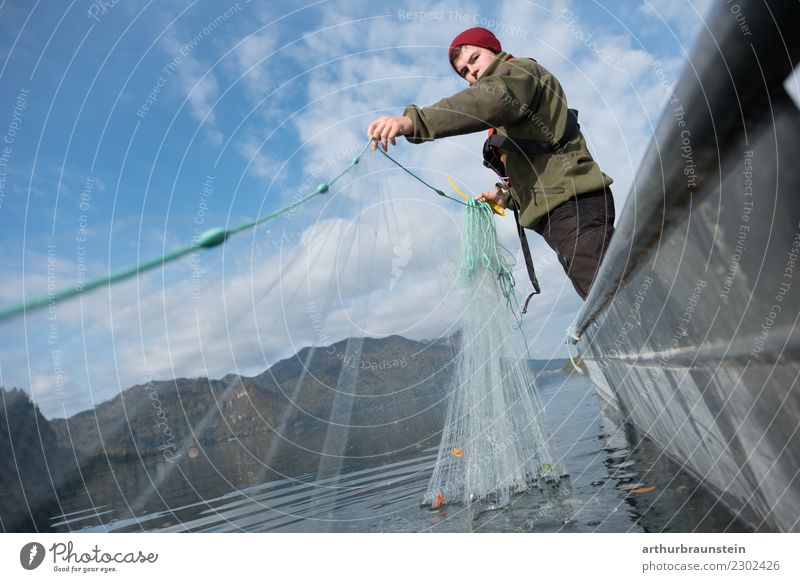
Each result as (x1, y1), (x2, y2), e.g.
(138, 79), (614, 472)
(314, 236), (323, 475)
(41, 373), (751, 533)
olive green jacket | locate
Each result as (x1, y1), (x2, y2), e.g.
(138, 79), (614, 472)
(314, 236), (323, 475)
(403, 52), (613, 227)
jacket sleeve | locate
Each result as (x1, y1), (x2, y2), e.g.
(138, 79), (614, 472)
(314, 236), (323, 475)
(403, 63), (542, 143)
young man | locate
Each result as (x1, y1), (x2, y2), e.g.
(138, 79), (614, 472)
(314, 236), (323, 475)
(367, 27), (615, 300)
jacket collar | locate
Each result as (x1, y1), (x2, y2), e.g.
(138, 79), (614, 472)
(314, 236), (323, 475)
(472, 51), (513, 83)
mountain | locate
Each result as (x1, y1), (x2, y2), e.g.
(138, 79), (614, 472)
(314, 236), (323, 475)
(0, 388), (81, 532)
(2, 334), (573, 531)
(48, 335), (459, 461)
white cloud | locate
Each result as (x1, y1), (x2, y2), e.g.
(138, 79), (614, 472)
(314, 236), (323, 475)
(245, 0), (688, 365)
(637, 0), (714, 43)
(2, 0), (699, 416)
(181, 63), (220, 124)
(229, 30), (279, 98)
(158, 12), (226, 126)
(237, 135), (282, 179)
(4, 163), (472, 417)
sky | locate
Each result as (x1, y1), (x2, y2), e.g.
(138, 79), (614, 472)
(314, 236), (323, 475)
(0, 0), (717, 418)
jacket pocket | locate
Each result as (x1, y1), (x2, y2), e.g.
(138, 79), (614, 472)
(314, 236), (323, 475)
(530, 186), (565, 206)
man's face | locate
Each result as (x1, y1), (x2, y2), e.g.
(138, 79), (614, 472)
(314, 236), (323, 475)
(452, 45), (497, 84)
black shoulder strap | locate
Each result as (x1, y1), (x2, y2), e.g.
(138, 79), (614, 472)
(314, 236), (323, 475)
(487, 108), (579, 156)
(511, 205), (540, 313)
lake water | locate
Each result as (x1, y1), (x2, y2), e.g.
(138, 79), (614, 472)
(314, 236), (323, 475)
(49, 372), (752, 533)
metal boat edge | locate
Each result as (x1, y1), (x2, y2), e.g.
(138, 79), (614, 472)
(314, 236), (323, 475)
(571, 0), (800, 532)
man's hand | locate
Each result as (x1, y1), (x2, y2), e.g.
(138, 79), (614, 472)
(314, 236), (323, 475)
(367, 115), (413, 151)
(476, 187), (505, 208)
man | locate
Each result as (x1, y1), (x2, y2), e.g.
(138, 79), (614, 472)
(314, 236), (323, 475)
(367, 27), (615, 300)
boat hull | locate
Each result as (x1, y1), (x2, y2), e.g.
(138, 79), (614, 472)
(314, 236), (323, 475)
(573, 0), (800, 532)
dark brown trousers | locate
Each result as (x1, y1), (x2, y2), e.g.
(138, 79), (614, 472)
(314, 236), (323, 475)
(530, 187), (616, 300)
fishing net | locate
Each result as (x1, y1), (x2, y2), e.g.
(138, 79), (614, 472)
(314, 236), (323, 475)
(424, 199), (563, 509)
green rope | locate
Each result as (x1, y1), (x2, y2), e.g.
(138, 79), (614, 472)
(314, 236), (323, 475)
(375, 147), (532, 329)
(1, 137), (491, 324)
(227, 139), (372, 237)
(377, 148), (469, 207)
(378, 145), (529, 323)
(460, 198), (526, 328)
(0, 139), (374, 323)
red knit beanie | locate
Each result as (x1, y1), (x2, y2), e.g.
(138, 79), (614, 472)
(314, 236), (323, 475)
(448, 27), (502, 74)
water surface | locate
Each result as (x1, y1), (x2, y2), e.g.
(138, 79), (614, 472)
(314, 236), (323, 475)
(50, 372), (752, 533)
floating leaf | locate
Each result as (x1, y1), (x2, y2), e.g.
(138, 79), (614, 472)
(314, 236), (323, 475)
(432, 492), (445, 509)
(628, 485), (657, 494)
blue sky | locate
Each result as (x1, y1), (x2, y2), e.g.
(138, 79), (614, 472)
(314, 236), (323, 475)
(0, 0), (713, 418)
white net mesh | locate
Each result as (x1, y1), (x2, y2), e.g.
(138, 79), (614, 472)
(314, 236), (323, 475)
(424, 202), (564, 509)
